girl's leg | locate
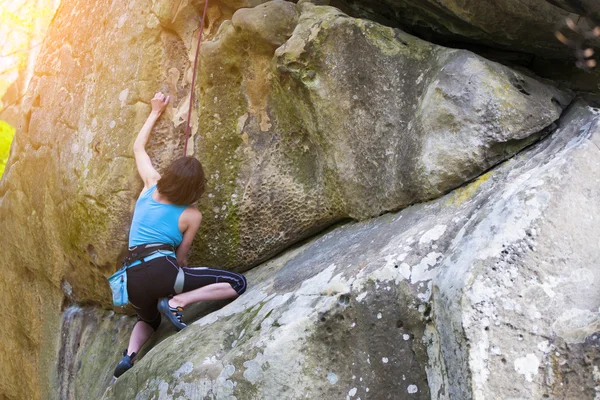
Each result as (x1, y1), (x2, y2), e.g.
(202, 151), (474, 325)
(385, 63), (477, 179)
(114, 318), (157, 377)
(169, 282), (238, 308)
(127, 320), (155, 355)
(163, 262), (248, 309)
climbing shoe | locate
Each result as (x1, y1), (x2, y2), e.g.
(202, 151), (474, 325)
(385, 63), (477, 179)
(113, 349), (136, 378)
(157, 297), (187, 331)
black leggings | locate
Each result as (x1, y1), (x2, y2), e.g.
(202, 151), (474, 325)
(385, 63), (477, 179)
(126, 256), (247, 330)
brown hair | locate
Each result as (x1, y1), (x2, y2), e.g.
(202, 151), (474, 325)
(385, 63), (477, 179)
(157, 156), (206, 205)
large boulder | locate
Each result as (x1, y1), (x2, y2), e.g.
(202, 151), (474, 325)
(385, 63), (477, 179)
(54, 102), (600, 399)
(193, 1), (572, 269)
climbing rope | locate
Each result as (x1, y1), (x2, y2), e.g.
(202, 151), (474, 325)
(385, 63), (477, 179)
(183, 0), (210, 156)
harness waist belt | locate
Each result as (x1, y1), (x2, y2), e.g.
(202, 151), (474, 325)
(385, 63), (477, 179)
(124, 243), (175, 265)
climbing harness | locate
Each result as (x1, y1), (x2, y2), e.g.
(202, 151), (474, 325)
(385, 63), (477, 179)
(183, 0), (210, 156)
(107, 243), (184, 308)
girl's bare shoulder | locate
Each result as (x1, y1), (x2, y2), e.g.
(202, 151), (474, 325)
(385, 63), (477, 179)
(182, 205), (202, 222)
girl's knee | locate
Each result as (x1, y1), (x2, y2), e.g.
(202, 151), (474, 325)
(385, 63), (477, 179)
(233, 273), (247, 295)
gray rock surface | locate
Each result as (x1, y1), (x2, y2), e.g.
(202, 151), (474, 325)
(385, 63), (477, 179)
(432, 102), (600, 399)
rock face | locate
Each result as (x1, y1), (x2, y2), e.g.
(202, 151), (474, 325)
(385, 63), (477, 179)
(55, 102), (600, 399)
(194, 1), (572, 270)
(0, 1), (269, 398)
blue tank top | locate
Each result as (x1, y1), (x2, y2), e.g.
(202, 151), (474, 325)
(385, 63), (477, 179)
(127, 184), (188, 264)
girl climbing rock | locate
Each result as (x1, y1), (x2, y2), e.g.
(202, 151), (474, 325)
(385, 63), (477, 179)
(113, 92), (247, 378)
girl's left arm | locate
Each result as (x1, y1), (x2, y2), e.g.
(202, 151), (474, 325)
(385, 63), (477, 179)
(176, 208), (202, 266)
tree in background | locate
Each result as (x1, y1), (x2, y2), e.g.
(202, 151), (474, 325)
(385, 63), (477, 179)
(556, 17), (600, 70)
(0, 1), (59, 180)
(0, 120), (15, 179)
(0, 0), (59, 110)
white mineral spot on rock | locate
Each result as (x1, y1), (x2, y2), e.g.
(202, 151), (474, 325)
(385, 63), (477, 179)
(146, 14), (160, 29)
(351, 322), (356, 328)
(222, 364), (236, 378)
(109, 120), (116, 128)
(366, 388), (369, 392)
(117, 14), (128, 28)
(554, 308), (599, 342)
(243, 358), (263, 384)
(62, 280), (73, 296)
(399, 263), (411, 280)
(419, 225), (447, 244)
(416, 73), (424, 84)
(377, 313), (382, 319)
(158, 381), (169, 398)
(173, 362), (193, 378)
(514, 353), (540, 382)
(327, 372), (338, 384)
(411, 252), (443, 283)
(293, 264), (339, 297)
(347, 387), (357, 398)
(202, 356), (217, 365)
(402, 374), (406, 380)
(260, 317), (274, 330)
(407, 384), (418, 394)
(91, 117), (97, 128)
(403, 334), (410, 341)
(119, 88), (129, 107)
(382, 357), (389, 363)
(537, 341), (550, 353)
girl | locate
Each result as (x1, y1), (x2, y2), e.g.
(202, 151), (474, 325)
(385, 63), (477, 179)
(113, 92), (247, 378)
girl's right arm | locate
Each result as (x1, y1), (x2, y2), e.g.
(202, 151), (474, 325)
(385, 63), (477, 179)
(133, 92), (170, 190)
